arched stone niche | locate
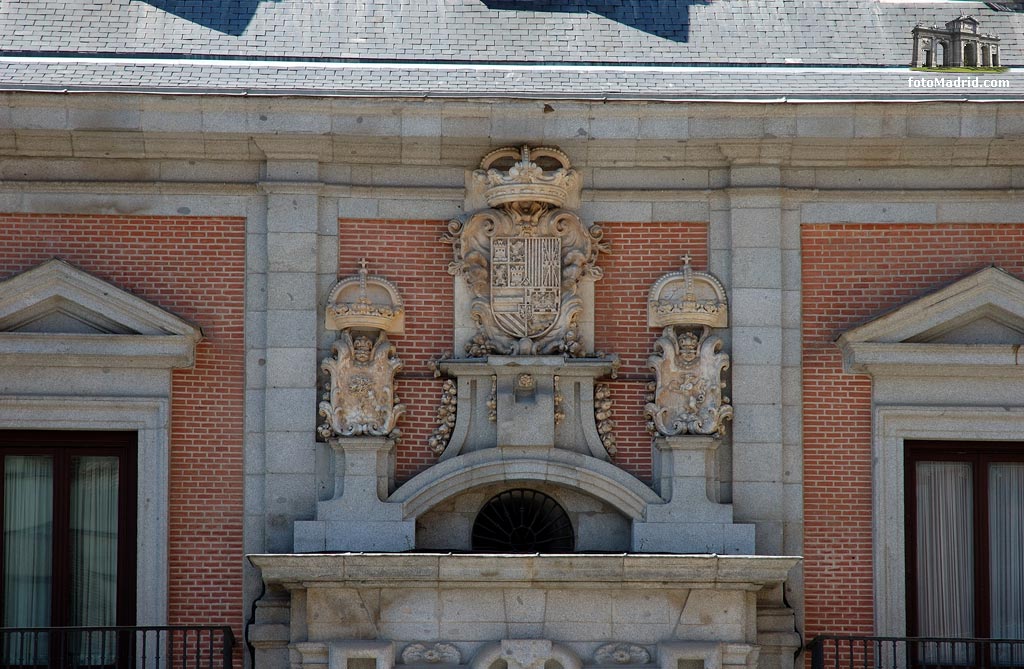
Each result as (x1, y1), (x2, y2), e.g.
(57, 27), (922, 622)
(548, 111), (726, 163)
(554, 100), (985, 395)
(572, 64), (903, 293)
(415, 482), (631, 552)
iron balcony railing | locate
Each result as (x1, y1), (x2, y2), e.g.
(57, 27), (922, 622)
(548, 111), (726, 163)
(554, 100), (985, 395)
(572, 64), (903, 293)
(0, 625), (234, 669)
(808, 635), (1024, 669)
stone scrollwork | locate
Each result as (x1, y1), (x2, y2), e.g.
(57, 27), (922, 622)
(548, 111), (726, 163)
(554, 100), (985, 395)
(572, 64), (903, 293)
(428, 379), (458, 455)
(318, 260), (406, 440)
(594, 643), (651, 666)
(645, 256), (733, 439)
(594, 383), (617, 455)
(401, 642), (461, 665)
(645, 326), (733, 438)
(318, 331), (404, 439)
(445, 145), (609, 357)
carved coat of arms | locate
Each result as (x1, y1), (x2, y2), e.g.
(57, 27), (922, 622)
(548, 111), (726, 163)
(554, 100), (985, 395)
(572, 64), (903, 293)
(645, 326), (733, 438)
(318, 331), (405, 439)
(445, 146), (608, 356)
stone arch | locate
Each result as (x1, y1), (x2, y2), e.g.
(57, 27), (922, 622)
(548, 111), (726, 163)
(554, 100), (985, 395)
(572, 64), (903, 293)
(964, 41), (978, 67)
(390, 448), (661, 523)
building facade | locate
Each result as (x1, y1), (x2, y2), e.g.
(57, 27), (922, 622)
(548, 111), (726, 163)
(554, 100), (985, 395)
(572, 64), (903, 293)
(1, 1), (1024, 668)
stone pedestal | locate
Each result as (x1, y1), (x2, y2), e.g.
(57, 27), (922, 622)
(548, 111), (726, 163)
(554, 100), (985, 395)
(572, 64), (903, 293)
(293, 436), (414, 552)
(438, 356), (617, 460)
(632, 436), (755, 554)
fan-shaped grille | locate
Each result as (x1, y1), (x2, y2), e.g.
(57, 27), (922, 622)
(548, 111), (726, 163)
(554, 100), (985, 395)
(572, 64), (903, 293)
(471, 489), (575, 553)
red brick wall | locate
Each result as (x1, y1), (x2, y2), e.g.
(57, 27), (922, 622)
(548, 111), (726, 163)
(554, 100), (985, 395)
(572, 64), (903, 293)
(338, 219), (453, 481)
(594, 222), (709, 481)
(0, 213), (245, 635)
(340, 219), (707, 484)
(802, 222), (1024, 638)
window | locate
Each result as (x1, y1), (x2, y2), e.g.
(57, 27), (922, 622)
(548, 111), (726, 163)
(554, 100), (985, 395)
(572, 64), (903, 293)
(1, 430), (137, 632)
(471, 489), (574, 552)
(906, 441), (1024, 665)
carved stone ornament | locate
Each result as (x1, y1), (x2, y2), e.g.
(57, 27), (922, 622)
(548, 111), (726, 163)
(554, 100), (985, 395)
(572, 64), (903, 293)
(645, 326), (733, 438)
(594, 383), (617, 455)
(325, 259), (405, 333)
(594, 644), (651, 666)
(401, 643), (461, 665)
(427, 378), (458, 455)
(445, 146), (608, 357)
(648, 255), (728, 329)
(318, 330), (405, 439)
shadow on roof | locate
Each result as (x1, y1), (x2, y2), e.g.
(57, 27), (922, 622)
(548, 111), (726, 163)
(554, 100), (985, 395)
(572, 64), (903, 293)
(140, 0), (281, 36)
(481, 0), (709, 43)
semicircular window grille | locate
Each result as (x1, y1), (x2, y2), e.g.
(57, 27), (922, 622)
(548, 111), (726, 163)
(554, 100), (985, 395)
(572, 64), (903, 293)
(471, 489), (575, 553)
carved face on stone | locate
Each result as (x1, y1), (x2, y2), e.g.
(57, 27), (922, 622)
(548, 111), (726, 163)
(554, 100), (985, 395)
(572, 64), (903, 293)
(353, 335), (374, 364)
(677, 330), (700, 363)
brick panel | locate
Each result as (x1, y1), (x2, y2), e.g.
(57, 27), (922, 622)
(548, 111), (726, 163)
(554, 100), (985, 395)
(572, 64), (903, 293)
(802, 222), (1024, 639)
(595, 222), (709, 481)
(0, 213), (246, 638)
(338, 219), (453, 482)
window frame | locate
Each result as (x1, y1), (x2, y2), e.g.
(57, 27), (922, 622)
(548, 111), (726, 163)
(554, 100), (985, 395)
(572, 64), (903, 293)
(0, 397), (170, 625)
(0, 430), (138, 628)
(905, 440), (1024, 640)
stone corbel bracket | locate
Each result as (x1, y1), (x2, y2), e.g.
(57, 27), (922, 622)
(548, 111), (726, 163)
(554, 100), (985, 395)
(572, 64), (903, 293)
(436, 355), (618, 461)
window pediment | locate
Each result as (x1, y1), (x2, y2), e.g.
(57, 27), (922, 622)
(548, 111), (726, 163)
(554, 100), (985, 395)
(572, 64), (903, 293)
(837, 266), (1024, 376)
(0, 258), (202, 368)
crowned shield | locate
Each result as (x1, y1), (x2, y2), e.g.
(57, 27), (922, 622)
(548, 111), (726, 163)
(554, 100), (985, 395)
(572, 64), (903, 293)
(490, 236), (562, 339)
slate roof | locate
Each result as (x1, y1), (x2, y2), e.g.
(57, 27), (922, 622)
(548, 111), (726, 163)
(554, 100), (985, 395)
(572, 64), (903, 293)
(0, 0), (1022, 99)
(2, 0), (1022, 66)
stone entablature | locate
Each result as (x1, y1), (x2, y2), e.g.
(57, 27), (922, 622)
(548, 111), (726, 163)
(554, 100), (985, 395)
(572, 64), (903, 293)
(911, 15), (1001, 68)
(249, 553), (799, 669)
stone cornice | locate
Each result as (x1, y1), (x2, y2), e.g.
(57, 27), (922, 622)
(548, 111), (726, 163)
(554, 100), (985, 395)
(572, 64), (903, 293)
(248, 552), (800, 590)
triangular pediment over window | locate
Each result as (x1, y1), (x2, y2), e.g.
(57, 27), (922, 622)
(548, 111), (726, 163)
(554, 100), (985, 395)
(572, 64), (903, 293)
(837, 266), (1024, 375)
(0, 258), (202, 368)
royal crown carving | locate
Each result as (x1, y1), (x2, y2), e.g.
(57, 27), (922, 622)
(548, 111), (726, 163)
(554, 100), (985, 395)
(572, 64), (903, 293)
(648, 255), (728, 329)
(645, 325), (733, 438)
(318, 260), (406, 440)
(325, 259), (405, 333)
(645, 258), (733, 438)
(447, 146), (608, 356)
(475, 145), (581, 211)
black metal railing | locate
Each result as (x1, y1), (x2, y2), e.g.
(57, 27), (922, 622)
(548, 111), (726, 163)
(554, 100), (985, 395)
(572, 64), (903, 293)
(808, 635), (1024, 669)
(0, 626), (234, 669)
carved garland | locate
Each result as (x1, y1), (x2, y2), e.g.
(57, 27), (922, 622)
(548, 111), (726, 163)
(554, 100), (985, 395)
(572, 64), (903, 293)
(594, 383), (617, 455)
(427, 379), (458, 455)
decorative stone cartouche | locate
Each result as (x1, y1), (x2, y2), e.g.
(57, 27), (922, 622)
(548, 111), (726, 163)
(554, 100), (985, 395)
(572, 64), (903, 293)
(445, 145), (609, 357)
(645, 257), (733, 438)
(318, 260), (406, 440)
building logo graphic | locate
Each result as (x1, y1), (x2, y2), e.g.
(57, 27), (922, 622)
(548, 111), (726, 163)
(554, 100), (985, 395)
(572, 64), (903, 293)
(911, 15), (1003, 69)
